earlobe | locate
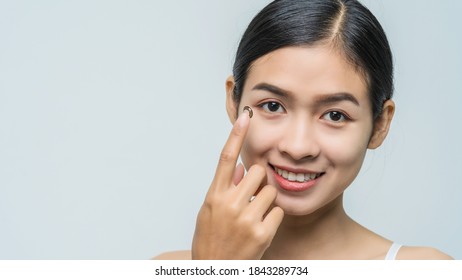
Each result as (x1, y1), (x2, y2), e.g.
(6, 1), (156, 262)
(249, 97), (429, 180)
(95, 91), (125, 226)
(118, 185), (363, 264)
(368, 99), (395, 149)
(225, 76), (238, 123)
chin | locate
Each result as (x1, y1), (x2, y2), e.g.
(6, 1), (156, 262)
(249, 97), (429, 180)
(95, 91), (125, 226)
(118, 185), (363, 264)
(273, 194), (319, 216)
(273, 187), (345, 217)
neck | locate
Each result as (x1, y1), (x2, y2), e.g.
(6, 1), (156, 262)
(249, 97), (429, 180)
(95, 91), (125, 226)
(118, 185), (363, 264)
(262, 194), (357, 259)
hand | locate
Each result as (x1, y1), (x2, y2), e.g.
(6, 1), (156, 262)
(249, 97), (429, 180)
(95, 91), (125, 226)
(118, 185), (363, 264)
(191, 110), (284, 259)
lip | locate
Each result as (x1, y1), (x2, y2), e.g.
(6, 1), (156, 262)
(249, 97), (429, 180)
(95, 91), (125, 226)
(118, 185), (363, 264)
(269, 164), (324, 192)
(271, 164), (322, 175)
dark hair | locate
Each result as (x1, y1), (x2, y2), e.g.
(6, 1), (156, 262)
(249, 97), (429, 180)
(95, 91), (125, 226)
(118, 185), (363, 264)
(232, 0), (393, 119)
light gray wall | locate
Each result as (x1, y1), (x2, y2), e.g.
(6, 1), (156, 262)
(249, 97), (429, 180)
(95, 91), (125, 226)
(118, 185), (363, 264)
(346, 0), (462, 259)
(0, 0), (460, 259)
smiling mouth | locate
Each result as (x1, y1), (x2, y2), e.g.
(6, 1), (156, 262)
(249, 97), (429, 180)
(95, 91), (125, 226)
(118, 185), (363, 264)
(269, 164), (324, 183)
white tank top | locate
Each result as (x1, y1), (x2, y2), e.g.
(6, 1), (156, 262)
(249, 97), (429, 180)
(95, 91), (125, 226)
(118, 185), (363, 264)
(384, 243), (402, 260)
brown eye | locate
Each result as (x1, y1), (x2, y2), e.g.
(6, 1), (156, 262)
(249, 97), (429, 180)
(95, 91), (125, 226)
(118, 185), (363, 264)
(322, 111), (347, 122)
(261, 101), (285, 113)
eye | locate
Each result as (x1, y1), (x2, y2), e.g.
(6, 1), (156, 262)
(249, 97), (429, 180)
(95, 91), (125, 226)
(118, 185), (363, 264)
(260, 101), (285, 113)
(322, 111), (349, 122)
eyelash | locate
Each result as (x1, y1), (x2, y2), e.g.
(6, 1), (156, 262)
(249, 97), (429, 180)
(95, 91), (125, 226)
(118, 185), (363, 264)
(258, 101), (286, 114)
(321, 110), (351, 123)
(257, 101), (352, 123)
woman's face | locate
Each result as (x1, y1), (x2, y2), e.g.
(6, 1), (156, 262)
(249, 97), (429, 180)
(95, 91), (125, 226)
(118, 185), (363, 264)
(228, 46), (376, 216)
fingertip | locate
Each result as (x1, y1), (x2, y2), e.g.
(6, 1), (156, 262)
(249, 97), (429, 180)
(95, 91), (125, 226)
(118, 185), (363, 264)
(275, 206), (284, 215)
(236, 105), (253, 129)
(248, 164), (266, 176)
(271, 205), (284, 219)
(263, 206), (284, 230)
(274, 206), (285, 222)
(236, 109), (250, 128)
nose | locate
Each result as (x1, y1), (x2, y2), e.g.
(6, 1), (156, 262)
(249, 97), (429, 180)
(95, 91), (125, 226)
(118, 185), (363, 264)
(277, 117), (320, 161)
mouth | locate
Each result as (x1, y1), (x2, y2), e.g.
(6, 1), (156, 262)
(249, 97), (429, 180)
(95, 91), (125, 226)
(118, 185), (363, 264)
(269, 164), (325, 192)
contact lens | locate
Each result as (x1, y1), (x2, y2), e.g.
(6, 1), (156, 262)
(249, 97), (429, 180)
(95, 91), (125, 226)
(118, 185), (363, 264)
(243, 106), (253, 118)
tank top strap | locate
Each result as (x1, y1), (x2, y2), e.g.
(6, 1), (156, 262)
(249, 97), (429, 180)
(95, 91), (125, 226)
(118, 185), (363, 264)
(384, 243), (402, 260)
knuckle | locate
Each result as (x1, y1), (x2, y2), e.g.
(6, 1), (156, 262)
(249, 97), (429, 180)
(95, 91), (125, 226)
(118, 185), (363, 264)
(203, 190), (221, 208)
(203, 194), (214, 207)
(203, 193), (242, 218)
(238, 214), (254, 227)
(219, 149), (234, 163)
(252, 227), (270, 246)
(225, 202), (241, 217)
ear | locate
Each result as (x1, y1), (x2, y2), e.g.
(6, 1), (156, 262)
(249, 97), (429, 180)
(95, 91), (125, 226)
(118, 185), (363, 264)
(368, 99), (395, 149)
(225, 75), (239, 124)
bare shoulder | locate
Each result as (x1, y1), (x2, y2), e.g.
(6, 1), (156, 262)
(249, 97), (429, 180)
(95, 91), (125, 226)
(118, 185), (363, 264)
(397, 246), (453, 260)
(152, 250), (192, 260)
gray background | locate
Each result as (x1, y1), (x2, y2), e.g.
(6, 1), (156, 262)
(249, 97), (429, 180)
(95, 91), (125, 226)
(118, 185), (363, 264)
(0, 0), (460, 259)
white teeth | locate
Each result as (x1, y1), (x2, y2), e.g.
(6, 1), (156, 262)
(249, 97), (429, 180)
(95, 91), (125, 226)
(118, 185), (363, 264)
(274, 167), (321, 182)
(288, 172), (296, 181)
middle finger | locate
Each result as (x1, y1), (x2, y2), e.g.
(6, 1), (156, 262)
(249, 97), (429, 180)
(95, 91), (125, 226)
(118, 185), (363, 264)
(233, 164), (267, 204)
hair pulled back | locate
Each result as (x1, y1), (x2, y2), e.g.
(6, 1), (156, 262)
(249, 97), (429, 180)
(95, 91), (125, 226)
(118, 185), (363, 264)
(232, 0), (393, 119)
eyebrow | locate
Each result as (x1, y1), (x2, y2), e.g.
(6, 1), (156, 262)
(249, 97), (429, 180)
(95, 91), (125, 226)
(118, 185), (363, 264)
(252, 82), (360, 107)
(252, 83), (291, 98)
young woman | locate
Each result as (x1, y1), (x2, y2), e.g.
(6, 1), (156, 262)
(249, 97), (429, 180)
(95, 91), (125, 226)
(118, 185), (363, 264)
(156, 0), (452, 260)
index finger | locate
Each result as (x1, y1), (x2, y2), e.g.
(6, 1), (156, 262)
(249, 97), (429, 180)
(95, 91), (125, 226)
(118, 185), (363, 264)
(212, 108), (251, 189)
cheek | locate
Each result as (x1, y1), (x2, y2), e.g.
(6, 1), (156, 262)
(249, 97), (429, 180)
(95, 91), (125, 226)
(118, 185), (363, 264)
(320, 124), (371, 170)
(240, 119), (279, 168)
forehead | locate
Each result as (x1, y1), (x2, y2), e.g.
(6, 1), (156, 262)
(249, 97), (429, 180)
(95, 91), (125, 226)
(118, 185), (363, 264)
(244, 46), (369, 102)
